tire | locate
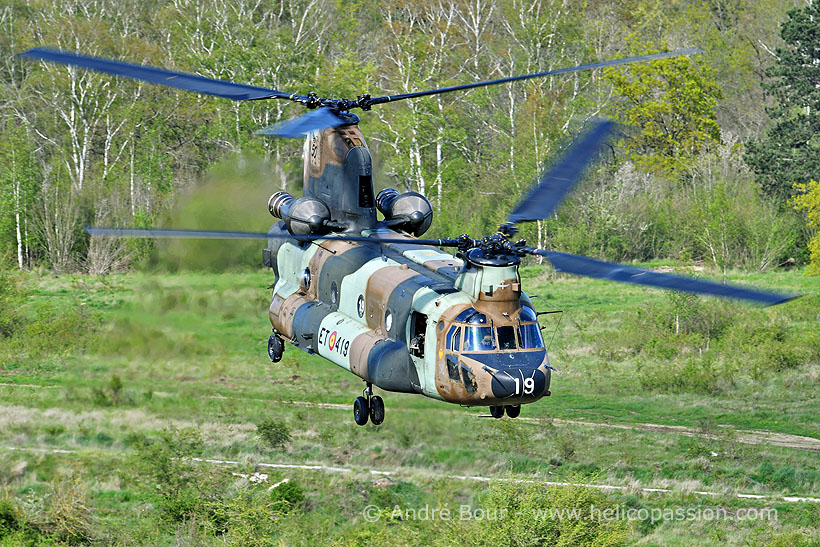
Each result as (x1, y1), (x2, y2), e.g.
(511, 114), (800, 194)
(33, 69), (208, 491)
(505, 405), (521, 419)
(369, 395), (385, 425)
(353, 396), (369, 426)
(489, 405), (504, 419)
(268, 334), (284, 363)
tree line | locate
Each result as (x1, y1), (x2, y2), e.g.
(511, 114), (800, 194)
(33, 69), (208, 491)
(0, 0), (817, 273)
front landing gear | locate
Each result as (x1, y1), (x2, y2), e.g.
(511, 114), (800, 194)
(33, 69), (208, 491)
(353, 383), (384, 426)
(268, 332), (284, 362)
(489, 405), (521, 418)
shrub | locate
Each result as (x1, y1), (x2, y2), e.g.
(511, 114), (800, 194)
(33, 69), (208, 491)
(438, 479), (630, 546)
(269, 480), (305, 512)
(132, 427), (217, 522)
(0, 498), (21, 539)
(256, 419), (292, 450)
(41, 475), (93, 545)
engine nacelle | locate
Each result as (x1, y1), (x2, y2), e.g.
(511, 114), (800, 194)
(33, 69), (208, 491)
(268, 191), (332, 236)
(376, 188), (433, 236)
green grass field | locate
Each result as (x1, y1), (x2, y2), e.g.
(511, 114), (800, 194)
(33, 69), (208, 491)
(0, 263), (818, 545)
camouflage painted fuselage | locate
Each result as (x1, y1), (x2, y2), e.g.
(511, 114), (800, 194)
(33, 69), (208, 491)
(265, 124), (551, 407)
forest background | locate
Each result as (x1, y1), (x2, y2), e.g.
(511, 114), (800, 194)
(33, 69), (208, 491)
(0, 0), (818, 275)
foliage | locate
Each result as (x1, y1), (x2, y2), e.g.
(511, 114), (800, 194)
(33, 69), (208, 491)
(41, 474), (93, 545)
(745, 3), (820, 202)
(0, 266), (99, 363)
(439, 480), (631, 546)
(0, 0), (808, 271)
(790, 180), (820, 275)
(256, 419), (292, 450)
(269, 480), (305, 512)
(604, 42), (722, 177)
(132, 427), (218, 522)
(0, 498), (21, 540)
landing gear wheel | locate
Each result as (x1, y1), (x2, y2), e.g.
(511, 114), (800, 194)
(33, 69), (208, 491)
(504, 405), (521, 419)
(267, 333), (284, 362)
(489, 405), (504, 419)
(353, 396), (369, 426)
(369, 395), (385, 425)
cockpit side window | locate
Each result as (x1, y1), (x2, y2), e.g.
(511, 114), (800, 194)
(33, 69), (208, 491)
(520, 306), (537, 322)
(446, 326), (456, 350)
(518, 322), (544, 349)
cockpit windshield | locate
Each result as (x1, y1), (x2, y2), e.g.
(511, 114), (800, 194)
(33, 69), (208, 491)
(449, 307), (545, 352)
(464, 325), (496, 351)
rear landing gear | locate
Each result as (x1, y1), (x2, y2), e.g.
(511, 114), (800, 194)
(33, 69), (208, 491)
(353, 396), (369, 426)
(353, 383), (385, 426)
(489, 405), (504, 419)
(268, 332), (284, 362)
(369, 396), (385, 425)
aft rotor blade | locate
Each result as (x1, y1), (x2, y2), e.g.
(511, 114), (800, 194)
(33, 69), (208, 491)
(19, 48), (299, 101)
(255, 108), (349, 138)
(528, 248), (796, 306)
(366, 49), (701, 106)
(507, 119), (616, 224)
(86, 227), (461, 247)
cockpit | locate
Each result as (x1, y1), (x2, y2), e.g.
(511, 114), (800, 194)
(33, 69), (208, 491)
(445, 306), (544, 353)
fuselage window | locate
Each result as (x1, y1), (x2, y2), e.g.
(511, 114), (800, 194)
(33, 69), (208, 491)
(453, 327), (461, 352)
(497, 325), (517, 350)
(464, 325), (495, 351)
(518, 322), (544, 349)
(446, 355), (460, 381)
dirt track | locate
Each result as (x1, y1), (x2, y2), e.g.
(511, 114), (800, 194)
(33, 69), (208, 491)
(3, 383), (819, 452)
(279, 400), (820, 452)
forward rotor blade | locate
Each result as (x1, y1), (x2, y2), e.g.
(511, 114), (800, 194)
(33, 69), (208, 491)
(528, 249), (795, 305)
(254, 108), (349, 138)
(86, 227), (461, 247)
(19, 48), (298, 101)
(367, 49), (701, 106)
(507, 119), (616, 224)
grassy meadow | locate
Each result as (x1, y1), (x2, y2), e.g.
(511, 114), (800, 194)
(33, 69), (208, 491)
(0, 262), (818, 545)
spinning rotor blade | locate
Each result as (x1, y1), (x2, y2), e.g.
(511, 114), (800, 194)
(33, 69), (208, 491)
(507, 119), (616, 225)
(19, 48), (298, 101)
(365, 49), (701, 107)
(528, 248), (795, 306)
(254, 107), (350, 138)
(86, 227), (461, 247)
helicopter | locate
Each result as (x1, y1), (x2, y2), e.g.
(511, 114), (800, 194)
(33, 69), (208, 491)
(20, 47), (795, 426)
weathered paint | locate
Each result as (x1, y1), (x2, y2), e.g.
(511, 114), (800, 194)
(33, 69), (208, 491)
(267, 216), (549, 407)
(316, 312), (372, 371)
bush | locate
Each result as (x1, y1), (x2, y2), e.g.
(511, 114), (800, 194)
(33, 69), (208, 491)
(438, 480), (630, 546)
(132, 427), (218, 522)
(0, 498), (21, 539)
(41, 475), (93, 545)
(638, 355), (727, 395)
(269, 480), (305, 512)
(257, 419), (292, 449)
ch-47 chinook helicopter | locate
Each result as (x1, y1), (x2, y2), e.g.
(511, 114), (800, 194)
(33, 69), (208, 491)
(21, 47), (795, 426)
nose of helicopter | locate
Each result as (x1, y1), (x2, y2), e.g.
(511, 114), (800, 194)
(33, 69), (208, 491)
(488, 366), (549, 399)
